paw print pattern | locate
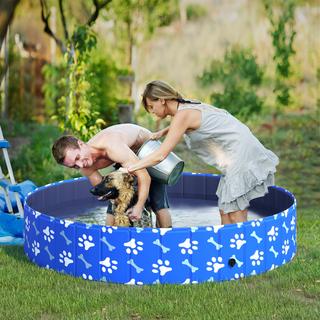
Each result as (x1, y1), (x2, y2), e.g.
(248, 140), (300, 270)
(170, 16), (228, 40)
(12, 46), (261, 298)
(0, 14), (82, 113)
(206, 257), (224, 273)
(32, 209), (41, 218)
(82, 274), (93, 280)
(82, 273), (93, 280)
(230, 233), (246, 250)
(25, 216), (30, 232)
(60, 220), (74, 228)
(290, 216), (296, 231)
(267, 226), (279, 241)
(126, 279), (143, 285)
(182, 278), (198, 285)
(250, 250), (264, 266)
(178, 238), (199, 254)
(31, 241), (40, 256)
(100, 257), (118, 274)
(282, 240), (290, 255)
(124, 239), (144, 255)
(43, 226), (55, 242)
(59, 250), (73, 267)
(251, 220), (261, 227)
(102, 226), (118, 234)
(152, 259), (172, 276)
(233, 273), (244, 280)
(78, 234), (95, 251)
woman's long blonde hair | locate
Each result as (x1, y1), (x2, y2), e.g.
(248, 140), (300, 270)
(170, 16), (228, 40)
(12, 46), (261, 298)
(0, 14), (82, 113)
(142, 80), (184, 112)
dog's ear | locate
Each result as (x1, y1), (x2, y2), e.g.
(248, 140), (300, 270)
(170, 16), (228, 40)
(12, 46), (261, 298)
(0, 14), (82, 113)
(122, 173), (135, 185)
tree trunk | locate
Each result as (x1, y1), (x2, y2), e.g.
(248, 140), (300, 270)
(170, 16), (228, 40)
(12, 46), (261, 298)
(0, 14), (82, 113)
(0, 0), (20, 50)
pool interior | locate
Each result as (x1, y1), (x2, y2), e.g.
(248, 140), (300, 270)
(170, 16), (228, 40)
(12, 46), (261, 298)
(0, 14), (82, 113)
(27, 176), (295, 228)
(50, 197), (262, 227)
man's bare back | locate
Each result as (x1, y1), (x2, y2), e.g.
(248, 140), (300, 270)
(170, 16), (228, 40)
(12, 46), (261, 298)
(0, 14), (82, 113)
(88, 124), (151, 154)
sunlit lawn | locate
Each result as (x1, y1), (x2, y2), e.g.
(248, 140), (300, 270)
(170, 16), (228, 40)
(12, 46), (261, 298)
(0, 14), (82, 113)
(0, 113), (319, 319)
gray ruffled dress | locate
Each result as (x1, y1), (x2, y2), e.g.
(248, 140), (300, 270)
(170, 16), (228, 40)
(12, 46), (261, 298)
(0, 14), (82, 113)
(179, 102), (279, 214)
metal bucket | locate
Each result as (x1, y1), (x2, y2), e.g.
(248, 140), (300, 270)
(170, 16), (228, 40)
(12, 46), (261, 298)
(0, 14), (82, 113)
(137, 140), (184, 185)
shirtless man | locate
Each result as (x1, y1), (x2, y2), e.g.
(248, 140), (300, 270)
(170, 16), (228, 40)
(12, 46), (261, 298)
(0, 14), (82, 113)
(51, 124), (172, 227)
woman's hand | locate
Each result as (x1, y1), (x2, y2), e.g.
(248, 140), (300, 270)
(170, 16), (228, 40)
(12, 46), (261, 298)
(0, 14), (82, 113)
(118, 167), (129, 174)
(150, 130), (164, 140)
(150, 127), (170, 140)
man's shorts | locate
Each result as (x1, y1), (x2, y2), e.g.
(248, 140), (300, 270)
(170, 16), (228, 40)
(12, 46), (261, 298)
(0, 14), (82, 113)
(106, 179), (170, 215)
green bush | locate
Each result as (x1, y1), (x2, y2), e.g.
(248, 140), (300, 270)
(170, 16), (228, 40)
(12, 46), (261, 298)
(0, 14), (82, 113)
(263, 0), (296, 111)
(86, 57), (119, 127)
(9, 123), (79, 186)
(198, 46), (264, 120)
(186, 4), (207, 21)
(42, 63), (68, 120)
(42, 32), (121, 138)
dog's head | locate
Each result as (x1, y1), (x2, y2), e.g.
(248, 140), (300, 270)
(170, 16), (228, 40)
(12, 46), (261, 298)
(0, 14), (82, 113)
(90, 171), (135, 200)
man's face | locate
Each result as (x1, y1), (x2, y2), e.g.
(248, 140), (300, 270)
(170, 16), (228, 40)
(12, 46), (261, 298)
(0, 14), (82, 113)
(63, 142), (93, 169)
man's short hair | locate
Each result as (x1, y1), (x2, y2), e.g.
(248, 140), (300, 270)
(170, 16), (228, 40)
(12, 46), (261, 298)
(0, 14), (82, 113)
(52, 135), (80, 165)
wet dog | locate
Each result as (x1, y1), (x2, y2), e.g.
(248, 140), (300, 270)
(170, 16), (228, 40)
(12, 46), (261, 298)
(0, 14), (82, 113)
(90, 171), (153, 227)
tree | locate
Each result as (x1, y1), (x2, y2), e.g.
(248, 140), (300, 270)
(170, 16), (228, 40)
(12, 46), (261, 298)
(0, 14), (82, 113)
(39, 0), (112, 139)
(198, 46), (264, 121)
(106, 0), (179, 110)
(263, 0), (296, 114)
(0, 0), (20, 84)
(0, 0), (20, 50)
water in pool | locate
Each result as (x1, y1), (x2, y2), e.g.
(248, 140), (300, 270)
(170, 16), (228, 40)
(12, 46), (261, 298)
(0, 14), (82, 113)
(69, 197), (263, 227)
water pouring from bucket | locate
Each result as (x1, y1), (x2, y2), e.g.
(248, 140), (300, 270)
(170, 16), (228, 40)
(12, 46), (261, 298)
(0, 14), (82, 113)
(137, 140), (184, 186)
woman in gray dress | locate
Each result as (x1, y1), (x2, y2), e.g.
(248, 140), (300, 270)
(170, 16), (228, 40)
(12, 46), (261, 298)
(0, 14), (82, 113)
(126, 80), (279, 225)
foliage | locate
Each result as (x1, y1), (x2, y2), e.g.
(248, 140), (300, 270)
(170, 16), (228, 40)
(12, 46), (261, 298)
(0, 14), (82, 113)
(62, 25), (106, 140)
(198, 47), (264, 120)
(86, 56), (119, 126)
(42, 26), (122, 140)
(109, 0), (179, 37)
(0, 121), (79, 185)
(186, 4), (207, 21)
(106, 0), (179, 65)
(5, 43), (39, 122)
(42, 62), (67, 120)
(316, 67), (320, 111)
(263, 0), (297, 111)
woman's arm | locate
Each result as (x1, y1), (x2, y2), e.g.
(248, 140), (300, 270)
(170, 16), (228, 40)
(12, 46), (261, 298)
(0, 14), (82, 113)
(128, 110), (197, 172)
(107, 139), (151, 220)
(150, 126), (170, 140)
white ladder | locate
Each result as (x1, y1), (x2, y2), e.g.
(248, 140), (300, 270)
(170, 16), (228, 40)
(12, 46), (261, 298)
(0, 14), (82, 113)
(0, 125), (24, 217)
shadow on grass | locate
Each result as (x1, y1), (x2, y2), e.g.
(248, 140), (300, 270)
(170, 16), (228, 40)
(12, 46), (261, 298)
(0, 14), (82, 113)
(1, 245), (30, 265)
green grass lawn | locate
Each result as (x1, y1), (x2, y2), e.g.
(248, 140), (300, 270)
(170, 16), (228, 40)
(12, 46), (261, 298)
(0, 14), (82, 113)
(0, 113), (319, 319)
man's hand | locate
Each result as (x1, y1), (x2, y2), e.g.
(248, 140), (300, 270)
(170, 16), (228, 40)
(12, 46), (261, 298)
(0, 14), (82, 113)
(126, 205), (142, 222)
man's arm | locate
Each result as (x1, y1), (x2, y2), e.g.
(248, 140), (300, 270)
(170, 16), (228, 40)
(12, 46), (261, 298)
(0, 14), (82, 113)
(107, 137), (151, 220)
(80, 156), (115, 186)
(80, 168), (103, 186)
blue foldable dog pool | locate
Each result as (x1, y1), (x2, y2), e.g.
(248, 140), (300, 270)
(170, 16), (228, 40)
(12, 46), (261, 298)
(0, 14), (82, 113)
(24, 173), (296, 285)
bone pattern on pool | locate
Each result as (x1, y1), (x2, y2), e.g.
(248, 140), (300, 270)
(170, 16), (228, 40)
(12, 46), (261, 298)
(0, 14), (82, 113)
(24, 173), (297, 285)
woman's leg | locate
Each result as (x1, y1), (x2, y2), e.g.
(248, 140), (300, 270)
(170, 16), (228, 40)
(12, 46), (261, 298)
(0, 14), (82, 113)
(228, 209), (248, 224)
(220, 209), (232, 225)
